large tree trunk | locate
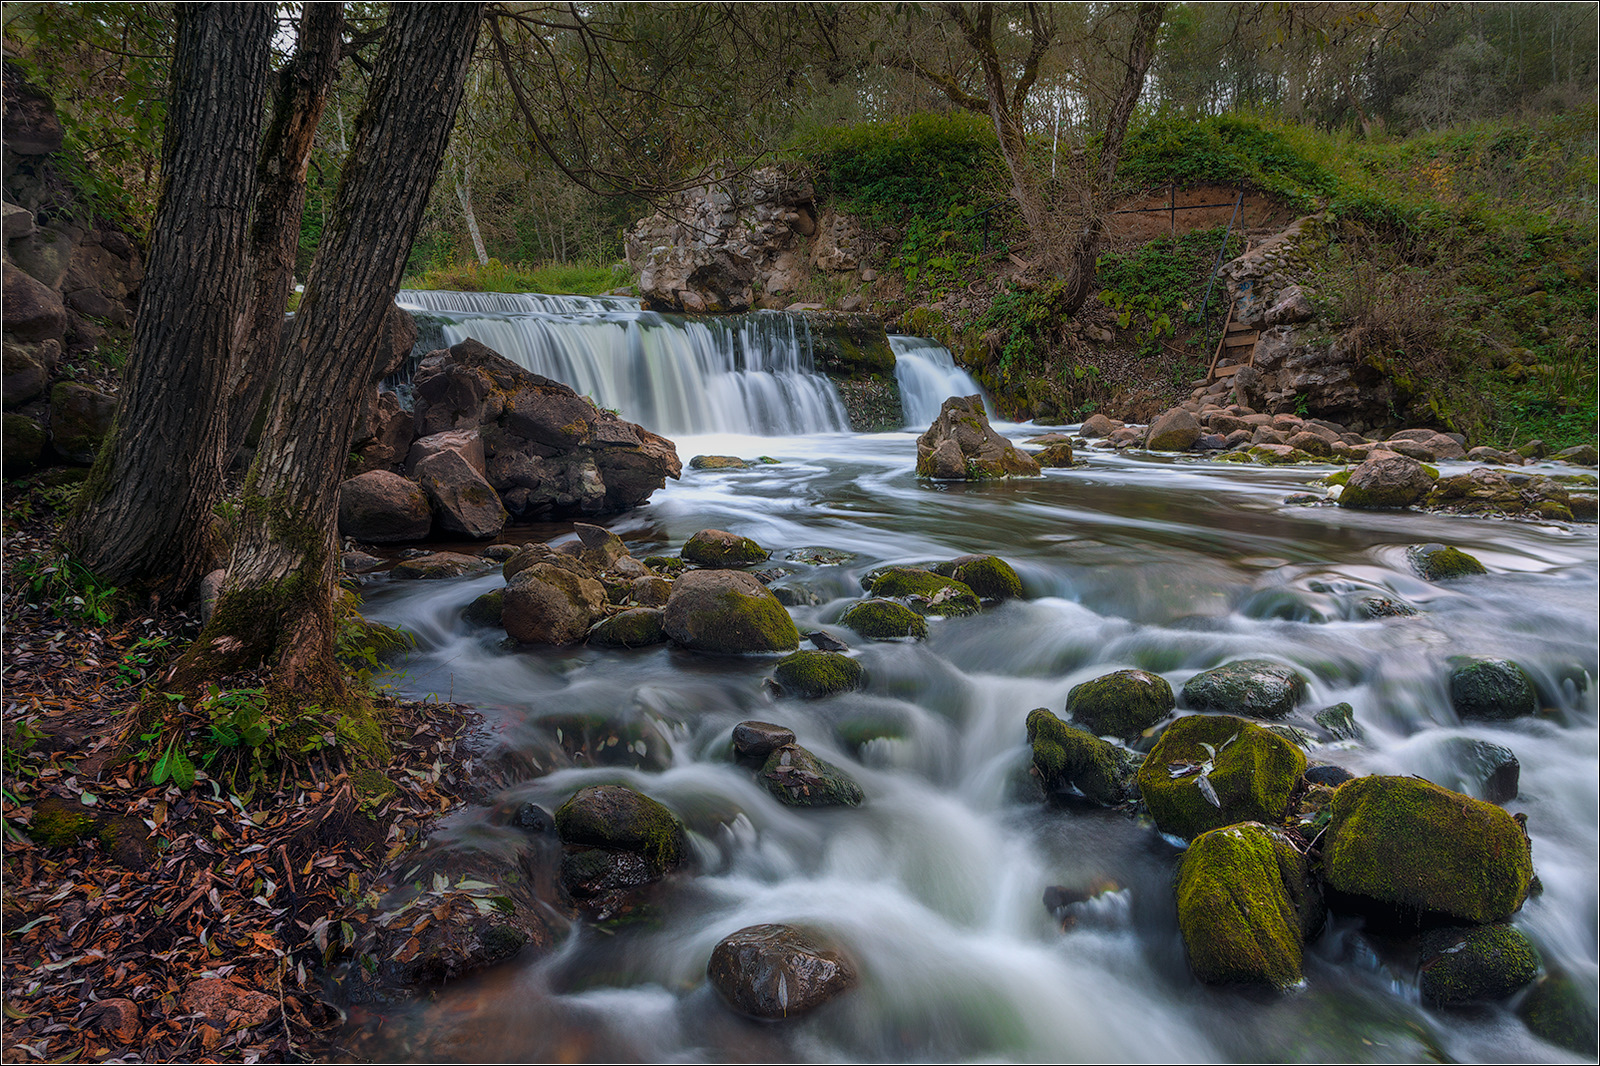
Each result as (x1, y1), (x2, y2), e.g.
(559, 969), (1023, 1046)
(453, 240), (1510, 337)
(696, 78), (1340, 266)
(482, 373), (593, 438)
(225, 3), (344, 462)
(64, 3), (274, 599)
(192, 3), (484, 694)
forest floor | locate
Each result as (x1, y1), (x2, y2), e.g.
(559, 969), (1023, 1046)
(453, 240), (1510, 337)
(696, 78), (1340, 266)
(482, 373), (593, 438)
(1, 498), (477, 1063)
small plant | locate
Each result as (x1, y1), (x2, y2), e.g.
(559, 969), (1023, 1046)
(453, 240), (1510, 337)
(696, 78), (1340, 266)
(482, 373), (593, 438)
(115, 635), (174, 688)
(10, 553), (121, 625)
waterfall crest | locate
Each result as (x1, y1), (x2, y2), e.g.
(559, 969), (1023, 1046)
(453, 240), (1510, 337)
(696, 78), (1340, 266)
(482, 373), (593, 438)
(891, 335), (992, 427)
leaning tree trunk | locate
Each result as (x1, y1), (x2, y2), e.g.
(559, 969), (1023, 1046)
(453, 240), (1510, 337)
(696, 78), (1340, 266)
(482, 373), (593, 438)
(64, 3), (273, 600)
(225, 2), (344, 462)
(191, 3), (484, 694)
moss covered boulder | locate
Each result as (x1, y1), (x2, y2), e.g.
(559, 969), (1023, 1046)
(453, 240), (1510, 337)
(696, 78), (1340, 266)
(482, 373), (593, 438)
(868, 568), (980, 617)
(1065, 669), (1174, 740)
(1321, 775), (1533, 924)
(1518, 970), (1599, 1056)
(503, 562), (607, 645)
(1338, 453), (1435, 509)
(1137, 715), (1306, 840)
(1176, 822), (1323, 987)
(555, 784), (686, 873)
(839, 598), (928, 641)
(1418, 924), (1539, 1006)
(916, 394), (1041, 479)
(1181, 659), (1310, 720)
(662, 569), (799, 653)
(1407, 543), (1488, 581)
(3, 413), (45, 476)
(1448, 656), (1538, 721)
(689, 454), (750, 470)
(681, 528), (769, 568)
(930, 554), (1023, 601)
(462, 589), (504, 627)
(587, 607), (668, 648)
(758, 743), (864, 807)
(1025, 708), (1141, 807)
(771, 650), (864, 699)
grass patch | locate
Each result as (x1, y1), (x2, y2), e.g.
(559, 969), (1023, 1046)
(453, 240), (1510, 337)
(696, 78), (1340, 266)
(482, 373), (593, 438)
(403, 257), (632, 295)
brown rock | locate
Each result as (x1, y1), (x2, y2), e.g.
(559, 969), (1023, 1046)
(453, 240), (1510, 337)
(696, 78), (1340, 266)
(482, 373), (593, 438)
(48, 382), (115, 464)
(707, 924), (856, 1019)
(916, 395), (1040, 479)
(1079, 413), (1122, 438)
(732, 720), (796, 760)
(1286, 431), (1334, 458)
(1146, 407), (1202, 452)
(503, 563), (607, 645)
(662, 568), (799, 653)
(1340, 453), (1436, 509)
(406, 428), (487, 478)
(414, 448), (506, 539)
(3, 339), (54, 408)
(81, 998), (140, 1044)
(337, 470), (433, 543)
(353, 390), (413, 470)
(3, 262), (66, 344)
(181, 978), (275, 1029)
(631, 574), (673, 606)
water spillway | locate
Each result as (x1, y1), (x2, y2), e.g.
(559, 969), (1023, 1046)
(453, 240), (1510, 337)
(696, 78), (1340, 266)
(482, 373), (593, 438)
(396, 289), (850, 436)
(891, 334), (993, 427)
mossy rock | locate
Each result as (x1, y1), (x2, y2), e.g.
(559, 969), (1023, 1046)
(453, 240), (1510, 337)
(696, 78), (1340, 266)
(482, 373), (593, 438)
(771, 650), (864, 699)
(1176, 822), (1323, 987)
(1321, 775), (1533, 924)
(1312, 702), (1361, 741)
(868, 568), (980, 617)
(1137, 715), (1306, 841)
(462, 589), (504, 627)
(1065, 668), (1174, 740)
(1247, 445), (1315, 465)
(1448, 656), (1538, 721)
(643, 555), (688, 575)
(3, 414), (46, 476)
(29, 796), (97, 846)
(930, 554), (1023, 601)
(758, 743), (864, 807)
(1181, 659), (1310, 720)
(29, 797), (153, 869)
(1418, 924), (1539, 1006)
(554, 784), (686, 873)
(1214, 450), (1251, 463)
(1517, 970), (1599, 1056)
(839, 598), (928, 641)
(689, 454), (750, 470)
(681, 528), (769, 568)
(1025, 708), (1141, 807)
(587, 607), (668, 648)
(784, 546), (858, 566)
(661, 569), (799, 654)
(1407, 544), (1488, 581)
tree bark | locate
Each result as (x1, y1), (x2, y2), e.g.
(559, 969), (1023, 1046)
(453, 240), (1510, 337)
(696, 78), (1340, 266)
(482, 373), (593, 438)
(193, 3), (484, 693)
(456, 162), (490, 265)
(225, 3), (344, 462)
(64, 3), (274, 601)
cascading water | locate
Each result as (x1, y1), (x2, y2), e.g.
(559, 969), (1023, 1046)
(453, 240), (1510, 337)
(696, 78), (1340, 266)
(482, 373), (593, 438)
(395, 289), (850, 436)
(891, 334), (993, 427)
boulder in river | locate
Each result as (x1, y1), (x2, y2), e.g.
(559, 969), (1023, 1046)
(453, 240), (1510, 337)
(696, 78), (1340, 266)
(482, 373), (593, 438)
(1448, 656), (1538, 721)
(732, 720), (796, 762)
(337, 471), (436, 544)
(1407, 543), (1488, 580)
(1025, 708), (1141, 807)
(758, 743), (864, 807)
(1176, 821), (1323, 987)
(555, 785), (687, 919)
(930, 554), (1023, 601)
(1146, 407), (1202, 452)
(1517, 970), (1599, 1056)
(1065, 669), (1174, 740)
(1137, 714), (1305, 840)
(867, 567), (980, 617)
(1418, 924), (1540, 1006)
(707, 924), (857, 1019)
(771, 650), (864, 699)
(587, 607), (668, 648)
(1321, 775), (1533, 924)
(681, 528), (770, 568)
(915, 395), (1041, 479)
(662, 569), (799, 653)
(1181, 659), (1309, 720)
(1338, 453), (1435, 509)
(503, 563), (608, 645)
(838, 598), (928, 641)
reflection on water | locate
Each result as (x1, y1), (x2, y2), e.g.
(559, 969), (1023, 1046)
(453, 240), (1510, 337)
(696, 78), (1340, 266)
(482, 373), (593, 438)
(358, 430), (1597, 1064)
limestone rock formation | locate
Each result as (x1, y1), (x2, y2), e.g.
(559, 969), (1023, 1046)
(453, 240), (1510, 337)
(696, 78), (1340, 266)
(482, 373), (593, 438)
(916, 395), (1041, 479)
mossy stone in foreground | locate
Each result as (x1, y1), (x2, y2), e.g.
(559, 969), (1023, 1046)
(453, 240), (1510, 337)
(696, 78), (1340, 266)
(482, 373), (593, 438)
(587, 607), (668, 648)
(1448, 656), (1538, 721)
(1181, 659), (1309, 720)
(772, 650), (864, 699)
(1137, 715), (1306, 841)
(839, 598), (928, 641)
(1025, 708), (1140, 806)
(681, 528), (769, 568)
(1177, 822), (1322, 987)
(868, 568), (980, 617)
(1418, 924), (1539, 1005)
(661, 569), (799, 653)
(1065, 669), (1174, 740)
(930, 554), (1024, 601)
(1321, 775), (1533, 924)
(462, 589), (504, 627)
(554, 784), (687, 873)
(758, 744), (864, 807)
(1407, 543), (1488, 581)
(1518, 970), (1599, 1056)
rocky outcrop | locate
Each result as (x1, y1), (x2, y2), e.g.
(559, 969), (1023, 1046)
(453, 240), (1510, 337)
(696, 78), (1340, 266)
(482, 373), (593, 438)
(916, 395), (1040, 479)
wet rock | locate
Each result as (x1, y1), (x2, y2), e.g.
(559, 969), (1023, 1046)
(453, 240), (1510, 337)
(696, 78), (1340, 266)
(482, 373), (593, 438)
(1407, 543), (1487, 580)
(628, 574), (673, 607)
(732, 720), (796, 761)
(868, 567), (979, 617)
(587, 607), (667, 648)
(462, 590), (504, 627)
(1033, 442), (1078, 467)
(1146, 407), (1202, 452)
(1312, 702), (1361, 741)
(1360, 596), (1418, 618)
(351, 390), (413, 471)
(1079, 413), (1123, 438)
(690, 454), (751, 470)
(1137, 715), (1305, 841)
(1181, 659), (1309, 720)
(1025, 708), (1141, 807)
(390, 552), (491, 580)
(414, 448), (507, 539)
(1517, 970), (1599, 1056)
(1304, 764), (1354, 787)
(1448, 656), (1538, 721)
(707, 924), (857, 1019)
(1431, 737), (1520, 804)
(662, 568), (798, 653)
(1418, 924), (1539, 1006)
(1065, 668), (1175, 740)
(758, 743), (863, 807)
(929, 554), (1023, 601)
(785, 546), (857, 566)
(3, 413), (46, 476)
(1321, 775), (1533, 924)
(48, 382), (115, 464)
(806, 630), (849, 652)
(1339, 453), (1435, 509)
(504, 563), (607, 645)
(838, 598), (927, 641)
(556, 784), (686, 870)
(916, 395), (1041, 479)
(681, 528), (769, 568)
(771, 650), (863, 699)
(338, 470), (434, 543)
(341, 551), (385, 574)
(1177, 822), (1323, 987)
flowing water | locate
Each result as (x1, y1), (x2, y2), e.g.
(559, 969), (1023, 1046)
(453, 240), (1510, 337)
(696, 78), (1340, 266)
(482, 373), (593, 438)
(353, 296), (1597, 1063)
(892, 335), (993, 427)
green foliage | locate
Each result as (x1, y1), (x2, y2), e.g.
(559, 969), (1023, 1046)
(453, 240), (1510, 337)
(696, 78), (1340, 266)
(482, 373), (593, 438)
(1120, 115), (1337, 210)
(402, 256), (632, 295)
(9, 552), (120, 625)
(979, 280), (1072, 383)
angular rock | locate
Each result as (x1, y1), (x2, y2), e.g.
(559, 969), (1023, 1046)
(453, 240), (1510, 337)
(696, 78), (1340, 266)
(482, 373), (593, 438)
(1065, 669), (1174, 740)
(916, 395), (1040, 479)
(1181, 659), (1310, 720)
(757, 743), (863, 807)
(681, 528), (769, 568)
(389, 552), (490, 580)
(707, 924), (856, 1019)
(47, 382), (115, 464)
(732, 720), (796, 762)
(337, 471), (433, 543)
(1448, 656), (1538, 721)
(1554, 444), (1597, 466)
(1339, 453), (1435, 509)
(662, 569), (798, 653)
(352, 389), (414, 470)
(1146, 407), (1202, 452)
(1312, 702), (1361, 741)
(3, 260), (66, 345)
(406, 428), (487, 478)
(1137, 715), (1306, 840)
(771, 650), (863, 699)
(1025, 708), (1141, 807)
(504, 563), (607, 645)
(838, 598), (927, 641)
(414, 448), (506, 538)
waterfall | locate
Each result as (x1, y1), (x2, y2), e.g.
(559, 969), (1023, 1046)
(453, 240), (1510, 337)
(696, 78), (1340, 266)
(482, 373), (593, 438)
(891, 335), (993, 427)
(394, 290), (850, 436)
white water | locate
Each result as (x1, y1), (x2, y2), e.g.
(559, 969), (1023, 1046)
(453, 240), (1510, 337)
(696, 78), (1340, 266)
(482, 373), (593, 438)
(395, 289), (850, 436)
(891, 334), (993, 427)
(358, 427), (1599, 1064)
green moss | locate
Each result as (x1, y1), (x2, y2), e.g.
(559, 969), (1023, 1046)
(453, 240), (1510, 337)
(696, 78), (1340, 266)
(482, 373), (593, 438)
(1322, 775), (1533, 924)
(1313, 702), (1361, 740)
(1025, 708), (1140, 806)
(757, 744), (864, 807)
(1137, 714), (1306, 840)
(30, 800), (96, 846)
(1323, 469), (1352, 486)
(868, 568), (980, 616)
(1214, 450), (1252, 463)
(839, 598), (928, 640)
(555, 784), (686, 873)
(587, 608), (667, 648)
(689, 454), (751, 470)
(463, 590), (504, 627)
(1065, 669), (1174, 740)
(1448, 656), (1538, 720)
(1418, 924), (1540, 1006)
(1518, 970), (1599, 1056)
(1176, 822), (1320, 987)
(681, 529), (769, 567)
(643, 556), (687, 575)
(1407, 544), (1488, 581)
(1181, 659), (1310, 720)
(772, 650), (864, 698)
(352, 767), (397, 801)
(931, 555), (1024, 600)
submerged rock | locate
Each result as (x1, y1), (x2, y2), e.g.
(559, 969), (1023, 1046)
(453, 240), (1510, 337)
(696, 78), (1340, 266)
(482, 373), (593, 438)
(707, 924), (856, 1019)
(915, 394), (1041, 479)
(1418, 924), (1539, 1006)
(758, 743), (863, 807)
(1448, 656), (1538, 721)
(1137, 715), (1305, 841)
(1176, 822), (1323, 987)
(540, 711), (673, 771)
(1407, 543), (1488, 581)
(662, 569), (799, 653)
(1064, 669), (1174, 740)
(1025, 708), (1141, 807)
(867, 568), (980, 617)
(1181, 659), (1309, 720)
(681, 528), (770, 568)
(771, 650), (864, 699)
(838, 598), (928, 641)
(1517, 970), (1600, 1056)
(1321, 775), (1533, 924)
